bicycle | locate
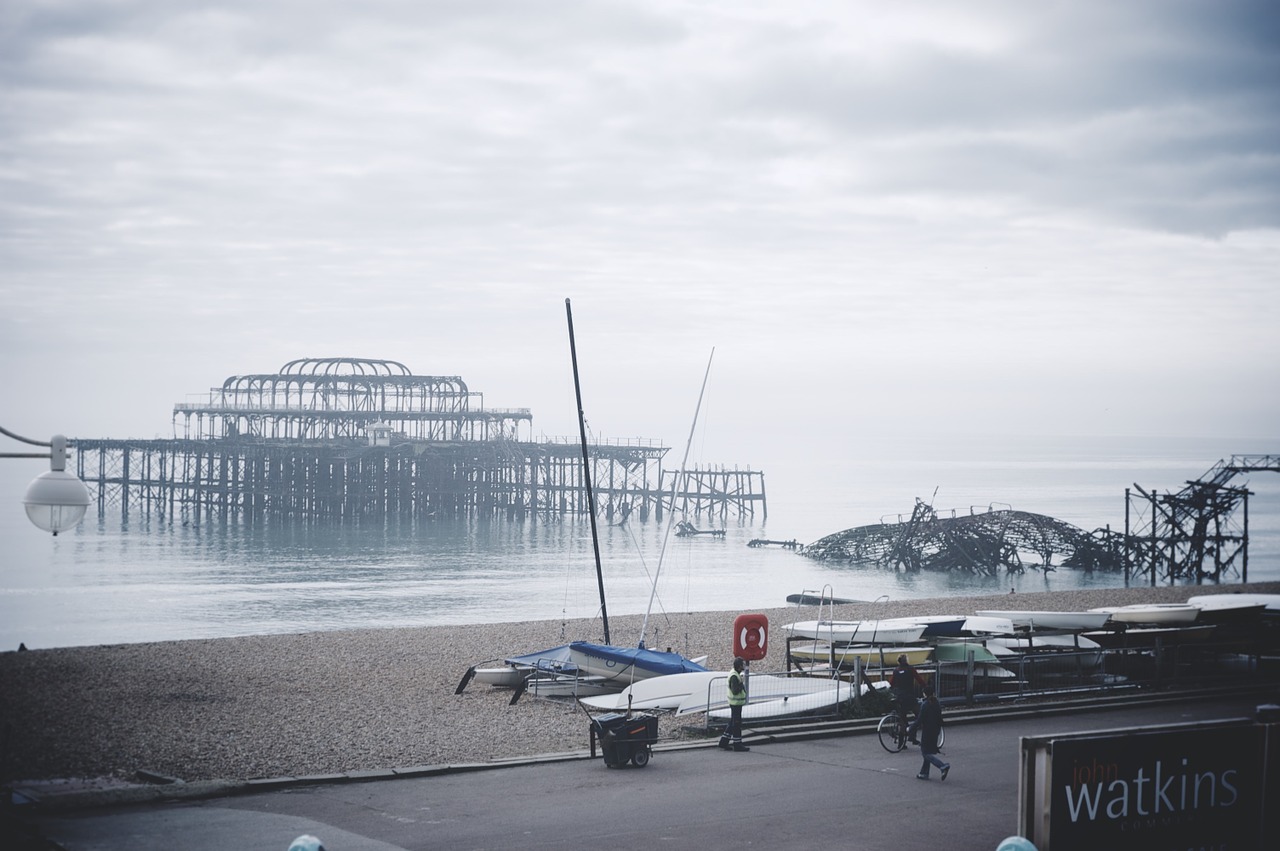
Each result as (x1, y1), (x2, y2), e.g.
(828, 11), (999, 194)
(877, 704), (944, 753)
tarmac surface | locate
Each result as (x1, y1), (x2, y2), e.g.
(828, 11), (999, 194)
(15, 688), (1279, 851)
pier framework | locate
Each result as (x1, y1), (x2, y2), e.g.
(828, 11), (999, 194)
(1124, 454), (1279, 584)
(71, 358), (766, 526)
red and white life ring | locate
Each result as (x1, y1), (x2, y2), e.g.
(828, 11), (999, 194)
(733, 613), (768, 660)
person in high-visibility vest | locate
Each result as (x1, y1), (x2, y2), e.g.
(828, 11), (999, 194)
(717, 656), (750, 752)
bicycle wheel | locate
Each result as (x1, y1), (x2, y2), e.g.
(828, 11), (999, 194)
(937, 726), (945, 749)
(877, 713), (905, 752)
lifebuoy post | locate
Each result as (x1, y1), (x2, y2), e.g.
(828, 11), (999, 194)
(733, 613), (768, 661)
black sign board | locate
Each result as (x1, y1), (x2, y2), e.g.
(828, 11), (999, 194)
(1045, 723), (1265, 850)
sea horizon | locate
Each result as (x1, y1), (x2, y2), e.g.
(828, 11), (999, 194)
(2, 433), (1277, 650)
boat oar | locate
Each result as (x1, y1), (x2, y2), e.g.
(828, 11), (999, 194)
(454, 667), (476, 695)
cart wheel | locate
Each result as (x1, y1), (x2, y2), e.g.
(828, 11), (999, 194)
(632, 748), (650, 767)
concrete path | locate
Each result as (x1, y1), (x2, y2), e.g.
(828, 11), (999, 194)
(25, 692), (1277, 851)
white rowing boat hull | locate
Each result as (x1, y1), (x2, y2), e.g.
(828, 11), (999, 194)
(580, 671), (724, 712)
(783, 620), (926, 644)
(787, 644), (932, 668)
(674, 674), (849, 716)
(975, 610), (1112, 630)
(1088, 604), (1201, 626)
(707, 681), (888, 721)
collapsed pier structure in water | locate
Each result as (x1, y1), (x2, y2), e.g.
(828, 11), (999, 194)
(801, 455), (1280, 585)
(801, 502), (1107, 575)
(71, 357), (766, 526)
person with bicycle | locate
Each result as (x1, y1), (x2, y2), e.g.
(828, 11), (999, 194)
(890, 653), (926, 742)
(910, 686), (950, 780)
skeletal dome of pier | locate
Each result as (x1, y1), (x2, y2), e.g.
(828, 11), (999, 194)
(278, 357), (413, 377)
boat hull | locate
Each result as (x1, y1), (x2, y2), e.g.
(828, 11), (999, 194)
(787, 644), (933, 669)
(707, 681), (871, 721)
(975, 610), (1112, 630)
(783, 620), (926, 644)
(1088, 604), (1201, 626)
(1082, 624), (1217, 649)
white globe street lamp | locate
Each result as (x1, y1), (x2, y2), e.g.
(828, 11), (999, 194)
(2, 426), (92, 536)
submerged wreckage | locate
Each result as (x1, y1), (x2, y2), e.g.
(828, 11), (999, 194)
(800, 499), (1120, 574)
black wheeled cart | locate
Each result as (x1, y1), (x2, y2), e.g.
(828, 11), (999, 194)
(590, 712), (658, 768)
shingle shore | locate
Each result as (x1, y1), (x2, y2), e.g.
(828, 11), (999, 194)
(2, 583), (1276, 788)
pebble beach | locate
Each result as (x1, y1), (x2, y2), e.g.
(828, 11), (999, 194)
(2, 583), (1277, 790)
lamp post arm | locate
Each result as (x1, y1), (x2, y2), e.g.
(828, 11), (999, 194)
(1, 427), (74, 470)
(0, 424), (53, 448)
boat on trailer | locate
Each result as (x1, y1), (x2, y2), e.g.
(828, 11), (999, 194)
(568, 641), (709, 683)
(468, 644), (579, 689)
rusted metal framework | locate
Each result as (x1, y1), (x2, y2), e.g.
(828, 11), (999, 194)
(800, 500), (1112, 574)
(1124, 454), (1280, 584)
(174, 357), (531, 443)
(659, 464), (767, 522)
(72, 358), (767, 525)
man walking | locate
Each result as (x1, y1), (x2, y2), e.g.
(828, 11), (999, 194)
(910, 686), (950, 781)
(718, 656), (750, 752)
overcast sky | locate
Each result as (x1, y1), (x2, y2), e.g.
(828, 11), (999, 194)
(2, 0), (1278, 471)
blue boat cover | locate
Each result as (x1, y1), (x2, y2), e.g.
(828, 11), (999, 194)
(569, 641), (709, 676)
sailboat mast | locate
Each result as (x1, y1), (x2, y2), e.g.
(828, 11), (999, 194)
(565, 298), (610, 645)
(639, 347), (715, 644)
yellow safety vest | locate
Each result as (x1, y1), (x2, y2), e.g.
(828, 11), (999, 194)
(728, 669), (747, 707)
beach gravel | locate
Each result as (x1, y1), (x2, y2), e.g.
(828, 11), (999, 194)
(1, 583), (1275, 789)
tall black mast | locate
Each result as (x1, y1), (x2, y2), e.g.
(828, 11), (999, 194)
(565, 298), (609, 644)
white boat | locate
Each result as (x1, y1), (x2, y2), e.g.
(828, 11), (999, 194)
(783, 619), (926, 644)
(974, 610), (1112, 631)
(674, 674), (848, 716)
(1088, 604), (1201, 626)
(787, 644), (933, 669)
(579, 671), (724, 712)
(987, 633), (1104, 671)
(466, 644), (578, 689)
(1186, 594), (1275, 624)
(706, 680), (883, 722)
(1187, 593), (1280, 615)
(960, 616), (1016, 635)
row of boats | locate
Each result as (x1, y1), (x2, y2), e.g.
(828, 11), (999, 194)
(456, 593), (1279, 722)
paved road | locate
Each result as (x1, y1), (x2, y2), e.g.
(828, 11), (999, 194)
(25, 693), (1277, 851)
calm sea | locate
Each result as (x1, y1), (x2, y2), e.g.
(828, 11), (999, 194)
(1, 434), (1277, 650)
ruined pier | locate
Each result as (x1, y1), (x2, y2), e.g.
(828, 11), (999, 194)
(71, 358), (766, 526)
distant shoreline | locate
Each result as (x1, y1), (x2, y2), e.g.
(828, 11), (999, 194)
(2, 582), (1277, 789)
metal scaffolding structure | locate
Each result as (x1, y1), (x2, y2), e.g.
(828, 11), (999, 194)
(800, 500), (1105, 574)
(173, 356), (531, 443)
(801, 454), (1279, 579)
(1124, 454), (1280, 584)
(73, 358), (766, 526)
